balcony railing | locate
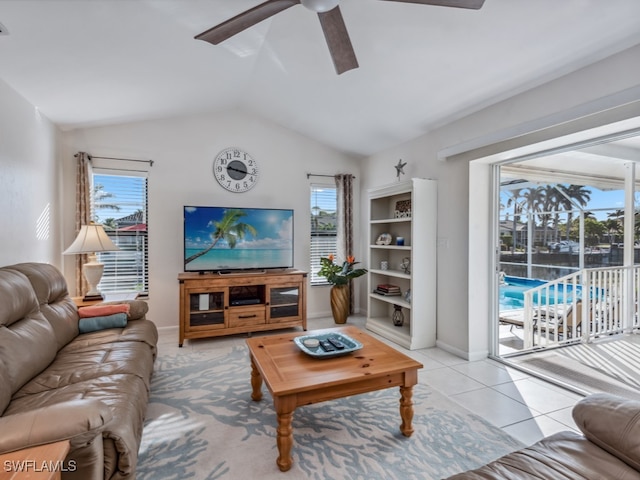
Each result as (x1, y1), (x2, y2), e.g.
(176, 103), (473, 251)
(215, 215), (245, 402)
(521, 265), (640, 349)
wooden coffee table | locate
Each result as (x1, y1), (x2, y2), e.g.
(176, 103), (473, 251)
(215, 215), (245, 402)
(246, 325), (423, 472)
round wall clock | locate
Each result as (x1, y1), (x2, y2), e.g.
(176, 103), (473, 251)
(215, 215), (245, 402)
(213, 147), (259, 193)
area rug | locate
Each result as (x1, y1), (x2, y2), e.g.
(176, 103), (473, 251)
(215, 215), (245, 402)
(137, 343), (523, 480)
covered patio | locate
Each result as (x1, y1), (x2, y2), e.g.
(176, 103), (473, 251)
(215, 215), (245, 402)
(494, 126), (640, 396)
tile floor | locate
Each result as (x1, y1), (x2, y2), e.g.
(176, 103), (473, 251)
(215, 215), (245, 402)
(159, 314), (584, 449)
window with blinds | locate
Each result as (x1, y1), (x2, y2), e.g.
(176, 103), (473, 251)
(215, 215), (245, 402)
(310, 184), (337, 285)
(91, 171), (148, 295)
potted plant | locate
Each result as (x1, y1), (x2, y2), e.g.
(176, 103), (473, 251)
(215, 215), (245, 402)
(318, 254), (367, 324)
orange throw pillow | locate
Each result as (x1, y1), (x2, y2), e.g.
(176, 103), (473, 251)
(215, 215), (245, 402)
(78, 304), (130, 318)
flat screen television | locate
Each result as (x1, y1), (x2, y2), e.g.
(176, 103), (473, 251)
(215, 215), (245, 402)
(183, 206), (294, 273)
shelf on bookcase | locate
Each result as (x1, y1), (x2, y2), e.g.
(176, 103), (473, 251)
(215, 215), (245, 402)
(370, 268), (411, 279)
(369, 292), (411, 309)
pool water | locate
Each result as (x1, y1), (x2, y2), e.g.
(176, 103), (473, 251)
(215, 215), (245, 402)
(499, 277), (544, 310)
(499, 276), (580, 310)
(500, 294), (526, 310)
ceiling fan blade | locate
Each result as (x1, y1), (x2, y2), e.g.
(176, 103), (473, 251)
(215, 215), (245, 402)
(195, 0), (301, 45)
(380, 0), (485, 10)
(317, 7), (359, 75)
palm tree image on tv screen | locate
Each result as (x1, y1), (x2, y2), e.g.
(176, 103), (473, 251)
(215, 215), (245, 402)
(183, 206), (294, 272)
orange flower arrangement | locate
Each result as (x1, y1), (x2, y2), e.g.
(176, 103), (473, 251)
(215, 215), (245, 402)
(317, 254), (367, 286)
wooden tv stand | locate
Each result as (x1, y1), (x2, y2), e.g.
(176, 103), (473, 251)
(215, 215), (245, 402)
(178, 270), (307, 346)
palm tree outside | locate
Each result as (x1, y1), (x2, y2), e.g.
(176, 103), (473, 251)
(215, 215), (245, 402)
(92, 184), (120, 223)
(505, 188), (524, 252)
(555, 184), (591, 252)
(501, 184), (598, 249)
(606, 210), (625, 245)
(103, 218), (117, 230)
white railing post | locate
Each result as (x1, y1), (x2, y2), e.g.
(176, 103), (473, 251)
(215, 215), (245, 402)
(624, 162), (635, 332)
(523, 293), (533, 349)
(634, 266), (640, 330)
(624, 265), (633, 333)
(583, 269), (591, 343)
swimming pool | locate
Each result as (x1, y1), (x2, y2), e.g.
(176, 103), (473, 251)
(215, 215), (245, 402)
(499, 276), (581, 310)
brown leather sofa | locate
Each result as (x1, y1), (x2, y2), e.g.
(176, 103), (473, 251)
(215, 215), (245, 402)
(445, 392), (640, 479)
(0, 262), (158, 480)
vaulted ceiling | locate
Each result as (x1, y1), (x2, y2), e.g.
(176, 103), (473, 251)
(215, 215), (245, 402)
(1, 0), (640, 156)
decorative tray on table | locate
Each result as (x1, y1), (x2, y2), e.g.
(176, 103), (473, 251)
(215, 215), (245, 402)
(294, 332), (363, 359)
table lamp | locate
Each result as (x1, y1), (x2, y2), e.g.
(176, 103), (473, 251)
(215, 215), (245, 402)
(63, 223), (119, 300)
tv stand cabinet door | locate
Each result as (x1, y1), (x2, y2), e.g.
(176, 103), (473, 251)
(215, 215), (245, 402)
(179, 283), (228, 346)
(267, 282), (303, 324)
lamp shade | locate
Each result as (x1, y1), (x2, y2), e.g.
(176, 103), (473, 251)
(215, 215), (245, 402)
(63, 224), (119, 254)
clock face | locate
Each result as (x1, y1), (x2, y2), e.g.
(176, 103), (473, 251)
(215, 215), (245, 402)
(213, 148), (259, 193)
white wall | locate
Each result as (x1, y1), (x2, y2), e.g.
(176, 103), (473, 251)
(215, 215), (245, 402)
(0, 78), (61, 267)
(359, 43), (640, 360)
(61, 110), (361, 331)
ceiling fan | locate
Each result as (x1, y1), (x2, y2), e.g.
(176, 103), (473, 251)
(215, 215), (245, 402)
(195, 0), (485, 75)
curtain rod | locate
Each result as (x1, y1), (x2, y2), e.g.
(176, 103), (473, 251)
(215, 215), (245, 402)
(75, 153), (154, 166)
(91, 155), (154, 167)
(88, 166), (149, 174)
(306, 173), (356, 179)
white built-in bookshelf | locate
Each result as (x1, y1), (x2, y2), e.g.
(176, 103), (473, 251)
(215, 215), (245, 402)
(366, 178), (437, 350)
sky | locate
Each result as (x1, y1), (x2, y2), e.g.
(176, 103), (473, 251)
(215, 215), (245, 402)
(585, 188), (626, 219)
(500, 185), (629, 221)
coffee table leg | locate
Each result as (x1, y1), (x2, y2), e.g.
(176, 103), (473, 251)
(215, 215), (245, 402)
(274, 396), (295, 472)
(276, 411), (294, 471)
(250, 356), (262, 402)
(399, 385), (415, 437)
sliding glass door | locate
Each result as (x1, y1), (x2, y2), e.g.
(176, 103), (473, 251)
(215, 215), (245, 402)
(492, 130), (640, 358)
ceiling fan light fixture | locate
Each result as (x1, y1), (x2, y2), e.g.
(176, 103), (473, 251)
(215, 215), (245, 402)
(196, 0), (485, 74)
(301, 0), (340, 13)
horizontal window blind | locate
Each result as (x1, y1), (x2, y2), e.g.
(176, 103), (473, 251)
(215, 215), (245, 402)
(91, 171), (148, 295)
(310, 184), (337, 285)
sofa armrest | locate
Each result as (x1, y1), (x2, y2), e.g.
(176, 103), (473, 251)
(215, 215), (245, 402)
(573, 393), (640, 470)
(0, 400), (112, 454)
(99, 299), (148, 321)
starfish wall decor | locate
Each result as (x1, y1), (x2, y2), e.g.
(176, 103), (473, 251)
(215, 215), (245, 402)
(395, 159), (407, 179)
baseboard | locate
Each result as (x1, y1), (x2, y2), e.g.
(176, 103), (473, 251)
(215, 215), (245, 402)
(436, 339), (488, 362)
(157, 325), (178, 335)
(308, 307), (366, 320)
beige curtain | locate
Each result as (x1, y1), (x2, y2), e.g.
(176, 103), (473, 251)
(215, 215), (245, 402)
(335, 174), (355, 313)
(72, 152), (92, 296)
